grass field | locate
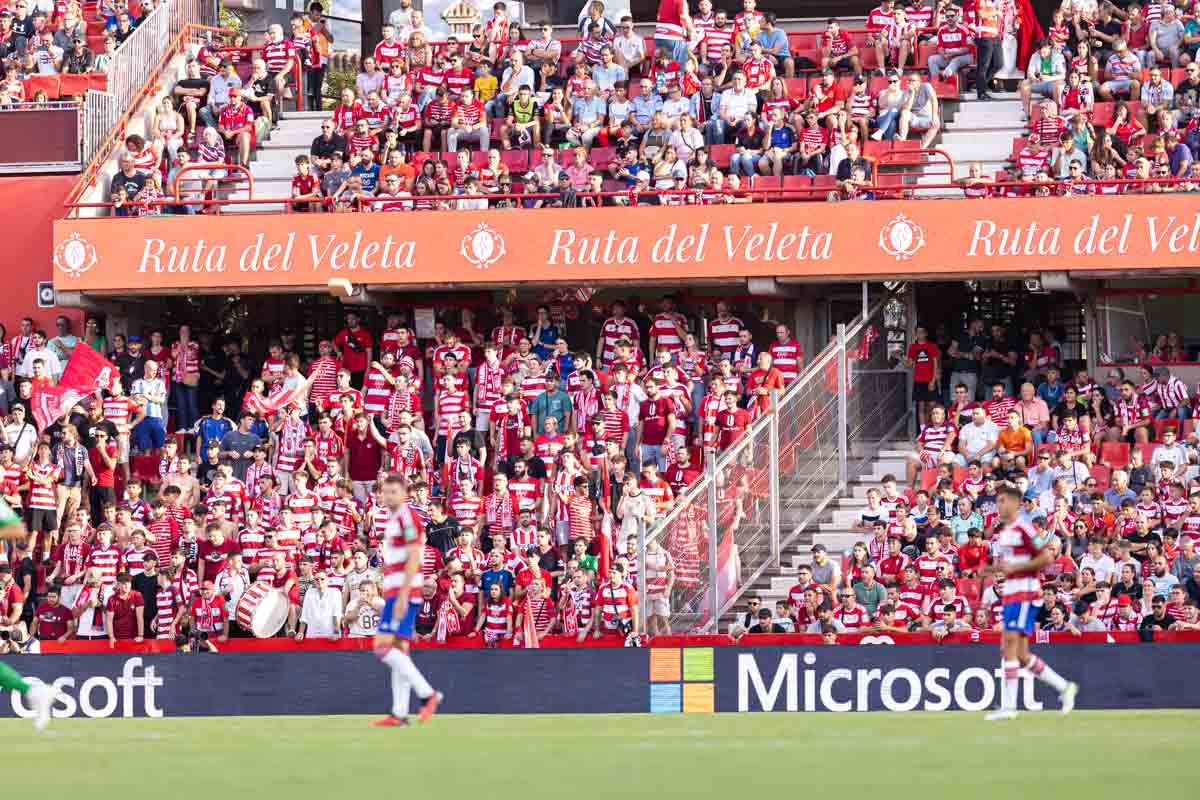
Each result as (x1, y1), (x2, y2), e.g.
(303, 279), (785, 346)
(3, 711), (1195, 797)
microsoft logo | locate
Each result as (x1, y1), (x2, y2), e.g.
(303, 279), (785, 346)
(649, 648), (714, 713)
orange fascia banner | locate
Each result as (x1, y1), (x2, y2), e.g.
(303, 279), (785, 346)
(52, 194), (1200, 293)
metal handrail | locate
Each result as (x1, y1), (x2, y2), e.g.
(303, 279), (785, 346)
(59, 175), (1200, 215)
(66, 0), (226, 211)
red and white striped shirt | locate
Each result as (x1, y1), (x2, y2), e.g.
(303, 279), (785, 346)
(86, 546), (123, 589)
(262, 38), (296, 73)
(435, 390), (469, 437)
(1155, 376), (1189, 408)
(599, 317), (639, 366)
(768, 339), (803, 383)
(26, 462), (60, 510)
(593, 580), (637, 631)
(707, 316), (743, 354)
(381, 505), (423, 601)
(995, 519), (1047, 604)
(917, 423), (956, 457)
(650, 313), (686, 355)
(103, 396), (139, 434)
(482, 598), (512, 637)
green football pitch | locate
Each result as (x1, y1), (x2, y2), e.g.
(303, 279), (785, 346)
(2, 711), (1195, 797)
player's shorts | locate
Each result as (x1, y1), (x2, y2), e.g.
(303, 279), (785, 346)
(1002, 601), (1038, 636)
(379, 595), (419, 640)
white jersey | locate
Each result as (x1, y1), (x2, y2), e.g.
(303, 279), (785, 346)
(348, 596), (384, 636)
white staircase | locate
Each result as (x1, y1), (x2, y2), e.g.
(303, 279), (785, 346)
(923, 91), (1025, 192)
(231, 110), (329, 213)
(744, 441), (912, 609)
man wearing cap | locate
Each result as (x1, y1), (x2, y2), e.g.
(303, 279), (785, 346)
(202, 58), (243, 128)
(115, 335), (147, 387)
(62, 35), (94, 74)
(928, 8), (972, 81)
(219, 88), (256, 166)
(746, 607), (786, 634)
(809, 544), (841, 594)
(104, 572), (144, 644)
(1109, 594), (1140, 631)
(189, 579), (228, 644)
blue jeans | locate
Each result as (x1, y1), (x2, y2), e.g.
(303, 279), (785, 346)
(639, 443), (667, 472)
(173, 382), (199, 432)
(1155, 406), (1193, 421)
(876, 110), (899, 140)
(703, 118), (728, 146)
(729, 151), (759, 176)
(1031, 427), (1049, 447)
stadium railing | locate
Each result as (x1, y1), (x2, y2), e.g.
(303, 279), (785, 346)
(69, 0), (224, 208)
(62, 176), (1200, 217)
(652, 293), (910, 635)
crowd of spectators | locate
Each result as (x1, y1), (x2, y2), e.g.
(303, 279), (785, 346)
(0, 0), (128, 107)
(0, 298), (811, 650)
(108, 0), (1041, 213)
(50, 0), (1200, 212)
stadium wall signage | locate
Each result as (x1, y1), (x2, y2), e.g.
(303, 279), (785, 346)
(4, 645), (1200, 719)
(53, 196), (1200, 293)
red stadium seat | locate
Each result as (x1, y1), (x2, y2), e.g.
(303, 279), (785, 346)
(500, 149), (529, 171)
(783, 77), (807, 99)
(1182, 419), (1196, 438)
(1135, 442), (1156, 466)
(920, 468), (940, 491)
(709, 143), (734, 167)
(88, 71), (109, 91)
(588, 146), (616, 167)
(1099, 441), (1130, 469)
(753, 175), (782, 197)
(781, 174), (811, 200)
(1089, 464), (1111, 493)
(1152, 418), (1179, 440)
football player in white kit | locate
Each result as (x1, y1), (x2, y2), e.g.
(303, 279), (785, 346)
(372, 474), (443, 727)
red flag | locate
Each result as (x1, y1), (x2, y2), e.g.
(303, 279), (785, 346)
(30, 384), (89, 431)
(691, 530), (741, 634)
(60, 344), (120, 394)
(561, 592), (578, 637)
(597, 511), (614, 580)
(520, 598), (540, 649)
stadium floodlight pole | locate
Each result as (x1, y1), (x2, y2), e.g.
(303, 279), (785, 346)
(706, 453), (719, 630)
(637, 517), (648, 631)
(837, 324), (849, 489)
(768, 388), (781, 569)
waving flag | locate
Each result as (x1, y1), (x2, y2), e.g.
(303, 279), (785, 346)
(60, 344), (120, 394)
(30, 384), (88, 431)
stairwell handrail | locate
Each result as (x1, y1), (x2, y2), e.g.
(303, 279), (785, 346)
(65, 0), (224, 213)
(646, 292), (893, 543)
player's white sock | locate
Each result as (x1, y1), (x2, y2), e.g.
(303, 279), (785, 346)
(382, 650), (411, 718)
(1001, 659), (1020, 711)
(1027, 656), (1068, 693)
(392, 649), (435, 700)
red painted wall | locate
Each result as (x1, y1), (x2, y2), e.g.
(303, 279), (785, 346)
(0, 175), (83, 336)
